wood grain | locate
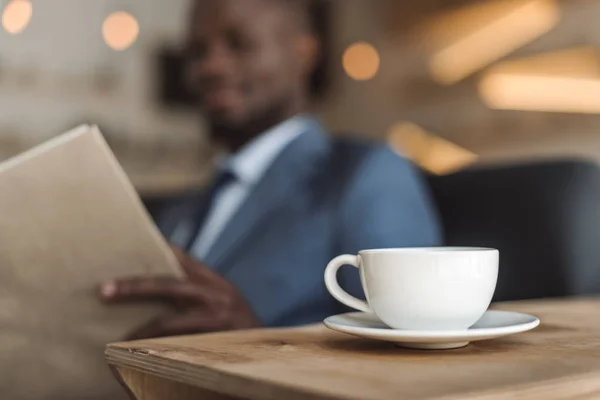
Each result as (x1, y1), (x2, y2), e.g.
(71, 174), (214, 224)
(107, 298), (600, 400)
(115, 366), (237, 400)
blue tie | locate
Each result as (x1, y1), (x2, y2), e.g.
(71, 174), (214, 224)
(185, 169), (236, 251)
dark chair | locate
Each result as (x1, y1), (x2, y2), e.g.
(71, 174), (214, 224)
(427, 160), (600, 302)
(141, 159), (600, 302)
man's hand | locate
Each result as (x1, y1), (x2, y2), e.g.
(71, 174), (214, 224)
(99, 246), (260, 340)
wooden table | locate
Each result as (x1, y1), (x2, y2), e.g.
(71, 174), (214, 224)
(106, 298), (600, 400)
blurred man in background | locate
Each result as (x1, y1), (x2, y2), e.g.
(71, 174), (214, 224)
(100, 0), (441, 339)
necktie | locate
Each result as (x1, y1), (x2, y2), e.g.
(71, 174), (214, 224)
(185, 169), (236, 251)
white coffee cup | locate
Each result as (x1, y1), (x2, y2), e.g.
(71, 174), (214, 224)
(324, 247), (499, 331)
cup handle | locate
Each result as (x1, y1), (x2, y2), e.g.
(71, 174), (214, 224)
(324, 255), (372, 313)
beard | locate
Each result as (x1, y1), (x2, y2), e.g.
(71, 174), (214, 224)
(205, 92), (300, 152)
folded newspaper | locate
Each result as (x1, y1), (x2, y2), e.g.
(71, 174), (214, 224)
(0, 125), (182, 399)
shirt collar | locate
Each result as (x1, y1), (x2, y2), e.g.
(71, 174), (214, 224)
(221, 115), (312, 185)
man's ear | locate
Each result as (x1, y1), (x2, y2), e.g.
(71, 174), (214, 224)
(295, 32), (321, 79)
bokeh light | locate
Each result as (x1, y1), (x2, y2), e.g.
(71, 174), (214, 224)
(2, 0), (33, 35)
(388, 122), (479, 175)
(102, 11), (139, 51)
(343, 41), (380, 81)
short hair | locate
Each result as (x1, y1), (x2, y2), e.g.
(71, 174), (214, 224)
(276, 0), (331, 98)
(307, 0), (331, 99)
(275, 0), (323, 34)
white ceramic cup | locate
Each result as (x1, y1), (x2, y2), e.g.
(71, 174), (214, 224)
(324, 247), (499, 330)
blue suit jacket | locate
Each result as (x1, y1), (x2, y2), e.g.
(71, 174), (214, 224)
(155, 121), (442, 327)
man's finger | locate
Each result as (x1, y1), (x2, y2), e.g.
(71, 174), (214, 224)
(168, 244), (227, 285)
(125, 311), (219, 340)
(125, 314), (172, 341)
(169, 245), (189, 266)
(99, 276), (211, 304)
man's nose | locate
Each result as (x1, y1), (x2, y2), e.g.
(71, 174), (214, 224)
(198, 41), (236, 78)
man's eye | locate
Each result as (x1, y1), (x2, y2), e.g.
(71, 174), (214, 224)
(227, 31), (252, 52)
(187, 43), (208, 61)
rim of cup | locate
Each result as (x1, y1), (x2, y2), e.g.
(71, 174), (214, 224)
(358, 247), (497, 255)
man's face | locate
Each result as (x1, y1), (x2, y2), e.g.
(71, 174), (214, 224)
(185, 0), (314, 133)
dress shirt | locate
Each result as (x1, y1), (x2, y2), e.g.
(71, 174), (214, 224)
(188, 115), (310, 260)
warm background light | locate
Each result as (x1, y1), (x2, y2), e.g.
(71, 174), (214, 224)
(342, 41), (380, 81)
(102, 11), (139, 51)
(2, 0), (32, 35)
(479, 74), (600, 114)
(478, 46), (600, 114)
(483, 46), (600, 79)
(419, 0), (561, 85)
(388, 122), (479, 175)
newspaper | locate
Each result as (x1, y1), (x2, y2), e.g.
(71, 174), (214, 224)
(0, 125), (182, 399)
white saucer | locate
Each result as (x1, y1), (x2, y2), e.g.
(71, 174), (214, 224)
(324, 310), (540, 350)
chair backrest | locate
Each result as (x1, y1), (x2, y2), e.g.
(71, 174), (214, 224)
(427, 160), (600, 301)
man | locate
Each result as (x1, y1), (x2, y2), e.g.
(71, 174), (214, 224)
(100, 0), (441, 339)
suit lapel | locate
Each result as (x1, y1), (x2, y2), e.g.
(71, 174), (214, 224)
(205, 122), (330, 271)
(158, 189), (210, 249)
